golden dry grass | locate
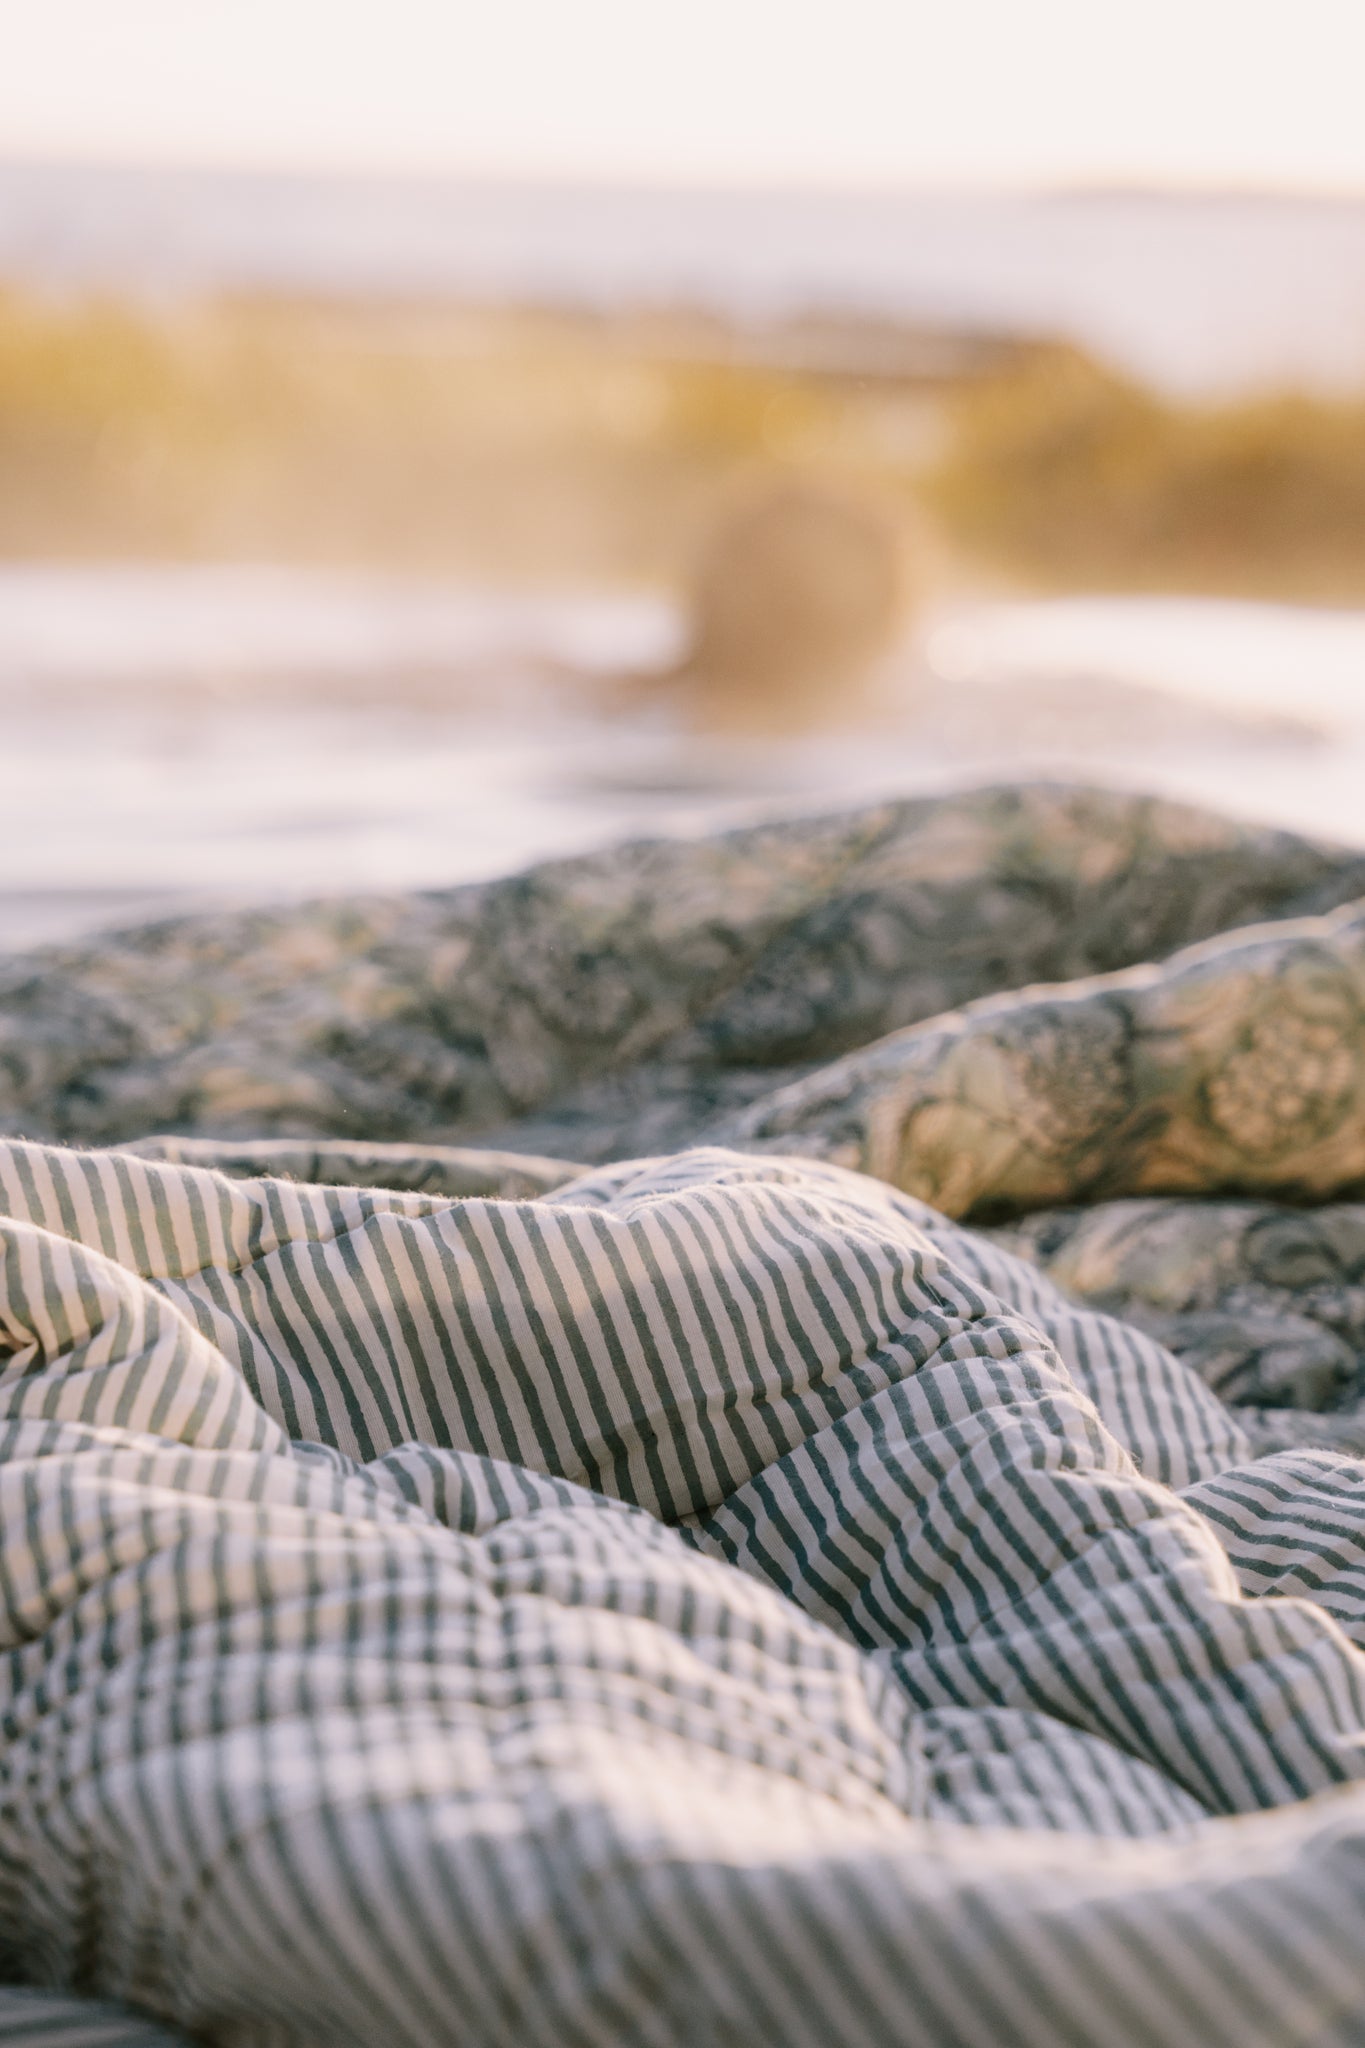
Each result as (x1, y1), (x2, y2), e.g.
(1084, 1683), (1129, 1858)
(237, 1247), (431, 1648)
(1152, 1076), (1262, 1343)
(4, 288), (1365, 609)
(923, 346), (1365, 602)
(0, 289), (911, 585)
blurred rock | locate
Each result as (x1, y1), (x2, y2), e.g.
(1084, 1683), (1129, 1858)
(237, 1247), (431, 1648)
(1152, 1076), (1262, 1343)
(667, 478), (911, 732)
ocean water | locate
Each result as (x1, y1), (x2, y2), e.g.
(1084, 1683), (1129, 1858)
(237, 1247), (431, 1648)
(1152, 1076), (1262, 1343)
(1, 564), (1361, 953)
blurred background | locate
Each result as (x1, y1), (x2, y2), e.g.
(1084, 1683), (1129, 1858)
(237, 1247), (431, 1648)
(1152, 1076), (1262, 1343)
(3, 0), (1365, 949)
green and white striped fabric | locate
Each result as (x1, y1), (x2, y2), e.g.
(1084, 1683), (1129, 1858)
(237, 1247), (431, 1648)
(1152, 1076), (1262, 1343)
(4, 1138), (1365, 2043)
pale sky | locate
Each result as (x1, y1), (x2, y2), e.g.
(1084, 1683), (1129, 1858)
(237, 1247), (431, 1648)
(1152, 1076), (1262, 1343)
(1, 0), (1363, 193)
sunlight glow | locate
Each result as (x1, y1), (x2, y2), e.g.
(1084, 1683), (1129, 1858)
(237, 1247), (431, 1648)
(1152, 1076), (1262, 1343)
(1, 0), (1363, 192)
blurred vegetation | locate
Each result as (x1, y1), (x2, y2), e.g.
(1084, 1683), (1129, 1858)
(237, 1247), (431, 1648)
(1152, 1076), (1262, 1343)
(923, 346), (1365, 602)
(3, 288), (1365, 601)
(0, 288), (919, 584)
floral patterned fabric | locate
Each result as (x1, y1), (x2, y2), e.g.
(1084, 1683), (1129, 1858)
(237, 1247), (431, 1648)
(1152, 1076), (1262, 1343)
(987, 1195), (1365, 1444)
(3, 782), (1364, 1165)
(720, 893), (1365, 1216)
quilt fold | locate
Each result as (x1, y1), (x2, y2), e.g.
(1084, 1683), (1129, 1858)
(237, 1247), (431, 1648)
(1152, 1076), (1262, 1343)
(3, 784), (1365, 2044)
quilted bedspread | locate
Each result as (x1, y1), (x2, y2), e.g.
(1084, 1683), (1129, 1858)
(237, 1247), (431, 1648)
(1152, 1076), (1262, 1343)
(3, 783), (1365, 2045)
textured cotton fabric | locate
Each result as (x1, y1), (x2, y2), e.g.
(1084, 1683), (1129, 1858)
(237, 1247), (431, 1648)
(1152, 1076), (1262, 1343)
(0, 1990), (182, 2045)
(5, 1140), (1365, 2044)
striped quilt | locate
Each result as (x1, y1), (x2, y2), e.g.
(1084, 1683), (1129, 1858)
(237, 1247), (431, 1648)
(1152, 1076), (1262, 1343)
(5, 1137), (1365, 2044)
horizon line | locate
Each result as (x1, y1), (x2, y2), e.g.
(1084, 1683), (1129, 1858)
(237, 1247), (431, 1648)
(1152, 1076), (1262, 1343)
(5, 149), (1365, 211)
